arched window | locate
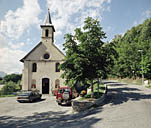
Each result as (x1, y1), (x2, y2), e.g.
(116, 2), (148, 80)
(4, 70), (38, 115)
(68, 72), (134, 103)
(32, 63), (37, 72)
(45, 29), (49, 37)
(56, 63), (60, 72)
(55, 79), (60, 88)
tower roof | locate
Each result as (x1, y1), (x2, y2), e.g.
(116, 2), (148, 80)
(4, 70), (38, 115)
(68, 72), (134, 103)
(41, 9), (55, 32)
(45, 9), (52, 25)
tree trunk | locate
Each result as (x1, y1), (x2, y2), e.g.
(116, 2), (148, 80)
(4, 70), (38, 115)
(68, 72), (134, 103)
(91, 79), (94, 98)
(97, 78), (99, 96)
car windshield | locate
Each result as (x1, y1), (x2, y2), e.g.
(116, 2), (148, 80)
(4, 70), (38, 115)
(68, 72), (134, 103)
(18, 92), (31, 96)
(58, 88), (70, 94)
(64, 88), (70, 92)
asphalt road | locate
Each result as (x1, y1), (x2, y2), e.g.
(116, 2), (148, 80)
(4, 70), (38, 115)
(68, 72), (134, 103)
(0, 81), (151, 128)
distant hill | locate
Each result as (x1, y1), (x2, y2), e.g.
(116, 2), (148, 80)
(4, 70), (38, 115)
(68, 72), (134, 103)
(0, 71), (7, 78)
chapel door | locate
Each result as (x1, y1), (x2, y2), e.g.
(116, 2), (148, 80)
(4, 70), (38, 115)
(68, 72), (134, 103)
(42, 78), (49, 94)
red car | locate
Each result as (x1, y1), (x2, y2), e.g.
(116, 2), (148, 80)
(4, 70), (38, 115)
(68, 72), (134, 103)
(56, 86), (72, 105)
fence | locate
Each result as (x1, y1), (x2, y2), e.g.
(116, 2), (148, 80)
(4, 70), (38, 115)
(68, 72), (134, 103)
(0, 90), (18, 97)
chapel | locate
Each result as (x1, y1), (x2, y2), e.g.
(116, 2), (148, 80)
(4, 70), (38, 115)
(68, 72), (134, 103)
(20, 10), (65, 94)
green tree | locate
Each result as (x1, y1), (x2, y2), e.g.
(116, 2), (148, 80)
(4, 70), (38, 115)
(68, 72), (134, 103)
(3, 74), (22, 83)
(0, 81), (19, 95)
(60, 17), (116, 97)
(111, 18), (151, 79)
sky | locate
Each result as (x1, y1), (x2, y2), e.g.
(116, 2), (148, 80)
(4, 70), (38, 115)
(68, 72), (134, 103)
(0, 0), (151, 74)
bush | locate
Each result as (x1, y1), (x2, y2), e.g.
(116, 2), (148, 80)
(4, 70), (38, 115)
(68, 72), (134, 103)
(0, 79), (6, 84)
(0, 81), (21, 95)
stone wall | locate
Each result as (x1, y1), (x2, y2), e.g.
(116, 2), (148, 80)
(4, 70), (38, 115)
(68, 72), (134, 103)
(72, 85), (108, 112)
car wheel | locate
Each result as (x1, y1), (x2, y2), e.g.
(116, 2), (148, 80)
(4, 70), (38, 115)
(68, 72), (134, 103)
(58, 103), (61, 105)
(66, 101), (71, 106)
(38, 97), (41, 101)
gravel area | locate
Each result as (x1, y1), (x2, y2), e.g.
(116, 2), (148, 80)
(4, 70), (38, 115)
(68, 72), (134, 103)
(0, 95), (72, 118)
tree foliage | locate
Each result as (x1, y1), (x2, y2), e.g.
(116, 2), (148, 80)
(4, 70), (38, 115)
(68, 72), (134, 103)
(0, 74), (22, 95)
(0, 81), (21, 95)
(2, 74), (22, 83)
(60, 17), (116, 97)
(111, 18), (151, 79)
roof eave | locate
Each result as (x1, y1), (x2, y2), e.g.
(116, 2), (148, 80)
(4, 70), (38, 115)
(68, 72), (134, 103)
(40, 25), (55, 32)
(20, 42), (42, 63)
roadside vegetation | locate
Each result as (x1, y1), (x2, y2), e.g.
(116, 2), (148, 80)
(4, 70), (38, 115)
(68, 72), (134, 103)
(106, 18), (151, 87)
(0, 74), (22, 97)
(84, 83), (105, 99)
(110, 18), (151, 80)
(76, 83), (105, 101)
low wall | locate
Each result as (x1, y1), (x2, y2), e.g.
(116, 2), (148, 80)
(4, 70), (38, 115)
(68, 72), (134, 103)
(72, 85), (108, 112)
(72, 100), (94, 112)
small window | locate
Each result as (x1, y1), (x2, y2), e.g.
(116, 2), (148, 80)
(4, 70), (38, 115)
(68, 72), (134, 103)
(32, 63), (37, 72)
(43, 53), (50, 59)
(45, 29), (49, 37)
(56, 63), (60, 72)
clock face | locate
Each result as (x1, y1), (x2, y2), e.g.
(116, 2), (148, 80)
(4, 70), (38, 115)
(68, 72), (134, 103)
(43, 53), (50, 59)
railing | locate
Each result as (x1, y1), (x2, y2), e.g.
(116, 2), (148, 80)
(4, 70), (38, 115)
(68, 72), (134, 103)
(0, 91), (18, 97)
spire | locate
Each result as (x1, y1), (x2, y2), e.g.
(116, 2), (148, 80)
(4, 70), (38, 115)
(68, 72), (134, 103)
(41, 8), (55, 32)
(45, 9), (52, 25)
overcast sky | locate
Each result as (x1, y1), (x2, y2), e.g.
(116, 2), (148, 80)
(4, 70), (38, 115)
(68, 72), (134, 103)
(0, 0), (151, 74)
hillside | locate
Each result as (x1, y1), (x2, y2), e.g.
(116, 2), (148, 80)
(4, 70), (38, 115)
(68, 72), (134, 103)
(111, 18), (151, 79)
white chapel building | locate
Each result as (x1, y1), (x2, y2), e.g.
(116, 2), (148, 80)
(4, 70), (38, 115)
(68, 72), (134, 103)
(20, 10), (65, 94)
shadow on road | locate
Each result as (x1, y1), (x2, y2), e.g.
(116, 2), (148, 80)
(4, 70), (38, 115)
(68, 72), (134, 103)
(17, 98), (46, 104)
(104, 83), (151, 106)
(0, 108), (102, 128)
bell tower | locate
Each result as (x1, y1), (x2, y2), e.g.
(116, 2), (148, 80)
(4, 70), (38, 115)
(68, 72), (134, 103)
(40, 9), (55, 44)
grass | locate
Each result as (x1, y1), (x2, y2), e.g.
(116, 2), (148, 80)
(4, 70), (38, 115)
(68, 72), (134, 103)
(108, 77), (142, 85)
(108, 77), (151, 89)
(146, 86), (151, 88)
(79, 83), (105, 100)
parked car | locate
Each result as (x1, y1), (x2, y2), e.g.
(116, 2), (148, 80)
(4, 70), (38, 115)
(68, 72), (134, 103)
(17, 90), (42, 103)
(56, 86), (72, 105)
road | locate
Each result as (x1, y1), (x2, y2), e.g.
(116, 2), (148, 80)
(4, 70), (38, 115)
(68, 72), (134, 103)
(93, 81), (151, 128)
(0, 81), (151, 128)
